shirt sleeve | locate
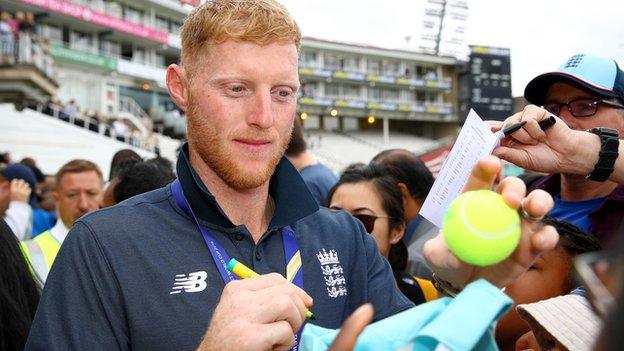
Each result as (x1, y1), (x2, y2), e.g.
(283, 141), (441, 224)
(4, 201), (32, 240)
(25, 221), (129, 350)
(360, 225), (414, 322)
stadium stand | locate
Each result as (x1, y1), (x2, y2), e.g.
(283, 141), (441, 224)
(0, 103), (181, 177)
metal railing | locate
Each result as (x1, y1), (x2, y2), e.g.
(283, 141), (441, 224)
(0, 35), (54, 78)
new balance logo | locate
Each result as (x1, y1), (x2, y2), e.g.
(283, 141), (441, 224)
(170, 271), (208, 294)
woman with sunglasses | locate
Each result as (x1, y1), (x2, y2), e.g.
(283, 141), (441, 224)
(327, 164), (437, 305)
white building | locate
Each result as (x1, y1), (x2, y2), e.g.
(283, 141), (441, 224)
(4, 0), (461, 141)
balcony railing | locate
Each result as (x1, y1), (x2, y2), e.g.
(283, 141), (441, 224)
(21, 0), (170, 45)
(298, 95), (454, 115)
(48, 41), (168, 83)
(299, 66), (452, 89)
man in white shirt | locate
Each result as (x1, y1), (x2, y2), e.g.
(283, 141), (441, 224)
(0, 163), (35, 240)
(21, 159), (103, 284)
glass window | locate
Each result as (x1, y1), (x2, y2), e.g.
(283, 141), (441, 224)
(326, 84), (340, 97)
(41, 24), (62, 43)
(368, 87), (381, 100)
(170, 21), (182, 35)
(424, 68), (438, 80)
(125, 6), (144, 24)
(343, 56), (360, 72)
(368, 59), (381, 75)
(300, 82), (316, 97)
(416, 65), (426, 77)
(382, 88), (399, 101)
(416, 91), (426, 102)
(70, 31), (93, 53)
(121, 42), (133, 60)
(324, 53), (342, 70)
(382, 60), (400, 76)
(100, 40), (120, 57)
(104, 0), (122, 18)
(155, 53), (165, 67)
(301, 50), (317, 67)
(343, 84), (360, 98)
(133, 47), (146, 64)
(155, 16), (169, 32)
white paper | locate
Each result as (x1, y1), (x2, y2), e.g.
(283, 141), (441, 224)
(420, 109), (500, 228)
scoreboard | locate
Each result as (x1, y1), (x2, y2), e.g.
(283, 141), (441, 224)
(466, 46), (513, 121)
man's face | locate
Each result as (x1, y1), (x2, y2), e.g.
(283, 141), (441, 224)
(54, 171), (103, 227)
(495, 248), (572, 346)
(185, 41), (299, 189)
(546, 81), (624, 134)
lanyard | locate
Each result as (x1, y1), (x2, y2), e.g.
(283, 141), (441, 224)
(171, 179), (305, 349)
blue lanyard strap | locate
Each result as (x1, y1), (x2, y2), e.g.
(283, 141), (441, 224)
(171, 179), (305, 349)
(172, 179), (236, 283)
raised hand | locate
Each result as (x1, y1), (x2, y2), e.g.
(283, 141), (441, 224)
(10, 178), (32, 203)
(492, 105), (598, 175)
(423, 155), (559, 290)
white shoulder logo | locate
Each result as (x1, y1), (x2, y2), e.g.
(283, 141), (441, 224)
(170, 271), (208, 294)
(317, 249), (347, 298)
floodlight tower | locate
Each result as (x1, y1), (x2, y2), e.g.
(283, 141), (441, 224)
(420, 0), (469, 58)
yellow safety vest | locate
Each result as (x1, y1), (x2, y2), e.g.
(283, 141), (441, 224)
(20, 231), (61, 284)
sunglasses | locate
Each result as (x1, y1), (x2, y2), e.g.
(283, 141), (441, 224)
(353, 214), (399, 234)
(574, 250), (623, 318)
(543, 98), (624, 118)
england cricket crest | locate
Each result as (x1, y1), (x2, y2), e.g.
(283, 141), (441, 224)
(317, 248), (347, 298)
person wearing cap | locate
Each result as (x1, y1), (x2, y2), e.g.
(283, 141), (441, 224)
(494, 217), (601, 351)
(0, 163), (35, 240)
(25, 1), (561, 350)
(20, 157), (57, 236)
(20, 159), (103, 286)
(493, 53), (624, 246)
(514, 290), (601, 351)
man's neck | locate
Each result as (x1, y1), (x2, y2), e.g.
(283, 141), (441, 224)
(404, 199), (422, 223)
(560, 173), (618, 201)
(189, 149), (273, 243)
(287, 151), (317, 172)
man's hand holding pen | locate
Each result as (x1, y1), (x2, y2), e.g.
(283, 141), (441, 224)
(489, 104), (602, 176)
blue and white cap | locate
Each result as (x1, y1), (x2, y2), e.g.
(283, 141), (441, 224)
(524, 53), (624, 105)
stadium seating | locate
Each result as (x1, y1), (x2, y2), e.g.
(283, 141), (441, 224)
(0, 103), (164, 176)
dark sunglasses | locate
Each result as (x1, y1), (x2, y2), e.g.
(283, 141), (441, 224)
(543, 98), (624, 118)
(353, 214), (399, 234)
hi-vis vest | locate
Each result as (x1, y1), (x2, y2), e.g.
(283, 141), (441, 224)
(20, 231), (61, 284)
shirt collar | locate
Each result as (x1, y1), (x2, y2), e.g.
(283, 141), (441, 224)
(535, 173), (624, 201)
(403, 215), (423, 243)
(49, 219), (69, 244)
(533, 173), (561, 193)
(175, 143), (319, 230)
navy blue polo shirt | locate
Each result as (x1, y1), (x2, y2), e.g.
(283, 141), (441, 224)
(26, 144), (412, 350)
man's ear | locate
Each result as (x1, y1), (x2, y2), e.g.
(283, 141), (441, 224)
(166, 64), (189, 112)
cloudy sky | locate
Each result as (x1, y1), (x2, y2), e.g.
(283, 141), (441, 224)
(278, 0), (624, 97)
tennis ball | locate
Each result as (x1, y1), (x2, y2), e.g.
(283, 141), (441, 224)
(442, 190), (521, 266)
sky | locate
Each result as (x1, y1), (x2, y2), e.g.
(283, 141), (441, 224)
(278, 0), (624, 97)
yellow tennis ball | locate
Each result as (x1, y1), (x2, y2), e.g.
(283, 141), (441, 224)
(442, 190), (521, 266)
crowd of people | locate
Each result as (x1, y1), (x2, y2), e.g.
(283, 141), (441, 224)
(0, 0), (623, 350)
(0, 10), (52, 76)
(40, 96), (159, 151)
